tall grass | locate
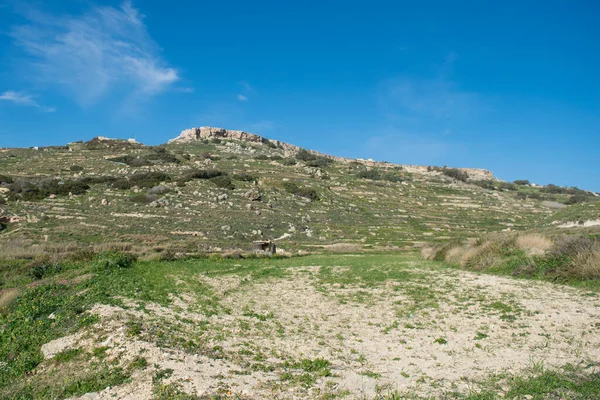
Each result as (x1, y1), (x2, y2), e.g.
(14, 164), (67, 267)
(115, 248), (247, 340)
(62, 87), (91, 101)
(423, 232), (600, 285)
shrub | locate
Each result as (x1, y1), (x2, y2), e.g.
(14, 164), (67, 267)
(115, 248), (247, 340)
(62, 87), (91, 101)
(498, 182), (517, 191)
(107, 155), (151, 166)
(209, 175), (235, 190)
(296, 149), (317, 161)
(79, 175), (117, 185)
(182, 169), (224, 182)
(382, 172), (403, 183)
(473, 180), (496, 190)
(58, 180), (90, 195)
(281, 158), (297, 166)
(70, 165), (84, 172)
(93, 251), (136, 271)
(269, 155), (283, 161)
(112, 178), (132, 190)
(514, 180), (530, 185)
(7, 178), (90, 200)
(442, 168), (469, 182)
(129, 172), (171, 188)
(283, 182), (319, 201)
(254, 154), (269, 160)
(305, 157), (333, 168)
(231, 172), (256, 182)
(357, 169), (382, 180)
(515, 192), (527, 200)
(0, 174), (13, 184)
(211, 138), (222, 144)
(28, 260), (64, 280)
(566, 194), (591, 205)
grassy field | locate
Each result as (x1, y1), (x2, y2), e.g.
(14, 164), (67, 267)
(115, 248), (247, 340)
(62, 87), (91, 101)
(1, 252), (599, 399)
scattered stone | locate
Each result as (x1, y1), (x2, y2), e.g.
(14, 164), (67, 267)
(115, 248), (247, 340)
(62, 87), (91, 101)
(244, 188), (262, 201)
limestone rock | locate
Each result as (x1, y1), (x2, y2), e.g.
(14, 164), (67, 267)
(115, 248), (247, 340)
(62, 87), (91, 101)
(244, 188), (262, 201)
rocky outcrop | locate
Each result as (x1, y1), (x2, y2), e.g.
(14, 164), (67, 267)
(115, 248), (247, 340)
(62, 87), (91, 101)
(169, 127), (265, 144)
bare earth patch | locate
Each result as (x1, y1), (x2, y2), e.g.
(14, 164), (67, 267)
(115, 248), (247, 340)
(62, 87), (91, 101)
(47, 263), (600, 399)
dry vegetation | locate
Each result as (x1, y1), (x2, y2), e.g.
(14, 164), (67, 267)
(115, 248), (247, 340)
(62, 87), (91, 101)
(422, 231), (600, 283)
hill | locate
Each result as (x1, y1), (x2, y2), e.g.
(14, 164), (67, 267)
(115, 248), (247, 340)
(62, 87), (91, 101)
(1, 127), (600, 399)
(1, 127), (598, 261)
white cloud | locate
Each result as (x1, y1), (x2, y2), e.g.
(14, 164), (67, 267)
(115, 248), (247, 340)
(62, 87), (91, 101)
(11, 1), (178, 105)
(0, 90), (55, 112)
(237, 94), (248, 101)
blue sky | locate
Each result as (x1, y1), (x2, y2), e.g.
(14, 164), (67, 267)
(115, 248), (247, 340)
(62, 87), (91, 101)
(0, 1), (598, 191)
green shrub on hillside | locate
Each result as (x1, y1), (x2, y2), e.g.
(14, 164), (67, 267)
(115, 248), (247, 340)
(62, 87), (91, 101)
(514, 180), (530, 185)
(281, 158), (297, 166)
(442, 168), (469, 182)
(357, 169), (382, 180)
(129, 172), (171, 188)
(283, 182), (319, 201)
(296, 149), (317, 161)
(0, 174), (13, 184)
(209, 175), (235, 190)
(93, 251), (136, 271)
(69, 165), (84, 172)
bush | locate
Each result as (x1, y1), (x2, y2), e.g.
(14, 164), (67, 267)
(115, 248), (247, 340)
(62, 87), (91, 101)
(442, 168), (469, 182)
(283, 182), (319, 201)
(357, 169), (382, 180)
(107, 155), (151, 166)
(211, 138), (222, 144)
(209, 175), (235, 190)
(382, 172), (403, 183)
(231, 172), (256, 182)
(514, 180), (530, 186)
(472, 180), (496, 190)
(498, 182), (517, 191)
(269, 155), (283, 161)
(28, 261), (64, 280)
(69, 165), (84, 172)
(281, 158), (297, 166)
(182, 169), (224, 181)
(7, 178), (90, 200)
(254, 154), (269, 160)
(566, 194), (593, 205)
(79, 175), (117, 185)
(112, 178), (132, 190)
(129, 172), (171, 188)
(305, 157), (333, 168)
(0, 174), (13, 184)
(93, 251), (136, 271)
(296, 149), (317, 161)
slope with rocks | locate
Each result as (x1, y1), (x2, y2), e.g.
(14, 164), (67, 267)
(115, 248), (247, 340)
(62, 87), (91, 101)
(0, 127), (583, 259)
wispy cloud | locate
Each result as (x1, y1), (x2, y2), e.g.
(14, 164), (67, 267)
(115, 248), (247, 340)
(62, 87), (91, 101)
(0, 90), (55, 112)
(10, 1), (178, 106)
(237, 94), (248, 101)
(365, 53), (480, 164)
(379, 52), (478, 126)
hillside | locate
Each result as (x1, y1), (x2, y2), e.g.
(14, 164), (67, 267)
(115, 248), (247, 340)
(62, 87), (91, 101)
(2, 127), (600, 399)
(2, 126), (592, 260)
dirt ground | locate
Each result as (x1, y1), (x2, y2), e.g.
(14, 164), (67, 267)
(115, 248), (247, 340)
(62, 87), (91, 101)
(44, 260), (600, 399)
